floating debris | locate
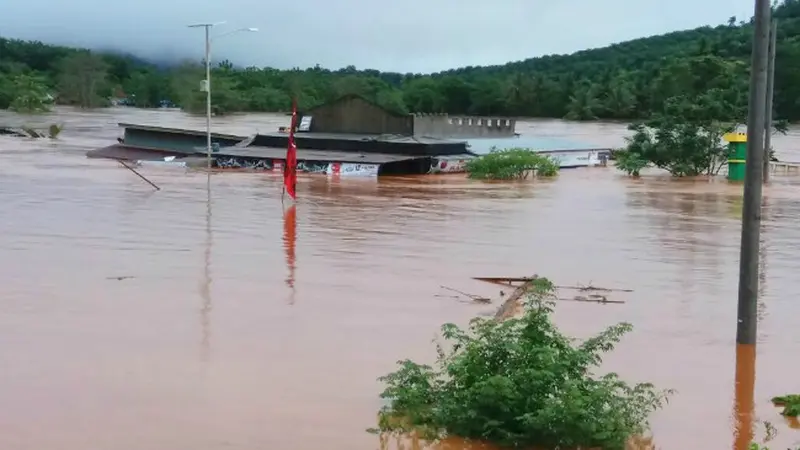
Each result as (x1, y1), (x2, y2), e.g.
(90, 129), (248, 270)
(441, 275), (629, 317)
(106, 276), (135, 281)
(561, 294), (625, 304)
(472, 276), (633, 293)
(1, 123), (64, 139)
(472, 275), (540, 286)
(494, 281), (535, 320)
(439, 285), (491, 303)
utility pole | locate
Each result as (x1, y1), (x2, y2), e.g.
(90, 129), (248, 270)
(187, 23), (258, 172)
(188, 22), (217, 172)
(763, 19), (777, 184)
(737, 0), (771, 346)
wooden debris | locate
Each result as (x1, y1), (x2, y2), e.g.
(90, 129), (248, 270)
(473, 276), (539, 287)
(1, 124), (63, 139)
(21, 127), (42, 138)
(440, 276), (628, 317)
(0, 127), (34, 138)
(555, 283), (633, 293)
(560, 295), (625, 304)
(494, 281), (534, 320)
(439, 285), (491, 303)
(473, 276), (632, 293)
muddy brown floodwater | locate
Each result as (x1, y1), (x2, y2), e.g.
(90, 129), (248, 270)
(1, 107), (799, 450)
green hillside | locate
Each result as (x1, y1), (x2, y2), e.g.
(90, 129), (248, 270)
(2, 0), (800, 120)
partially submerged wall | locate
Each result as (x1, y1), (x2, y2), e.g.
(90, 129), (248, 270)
(306, 96), (413, 135)
(412, 114), (516, 138)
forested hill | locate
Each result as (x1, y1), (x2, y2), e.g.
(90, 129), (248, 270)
(3, 0), (800, 120)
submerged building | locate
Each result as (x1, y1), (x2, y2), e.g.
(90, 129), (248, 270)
(87, 94), (519, 176)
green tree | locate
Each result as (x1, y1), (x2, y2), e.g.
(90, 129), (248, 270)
(172, 62), (243, 115)
(4, 0), (800, 120)
(123, 69), (174, 108)
(7, 73), (51, 113)
(377, 278), (670, 449)
(57, 51), (110, 108)
(565, 80), (602, 120)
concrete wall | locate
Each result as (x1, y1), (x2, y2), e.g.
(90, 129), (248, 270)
(412, 114), (516, 138)
(307, 96), (413, 135)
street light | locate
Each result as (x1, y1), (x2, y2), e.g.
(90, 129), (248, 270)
(187, 22), (258, 170)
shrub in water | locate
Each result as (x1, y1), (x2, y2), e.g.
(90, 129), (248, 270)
(613, 148), (649, 177)
(772, 394), (800, 417)
(465, 147), (559, 180)
(377, 278), (670, 449)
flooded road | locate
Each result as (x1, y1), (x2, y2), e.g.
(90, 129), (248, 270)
(1, 107), (799, 449)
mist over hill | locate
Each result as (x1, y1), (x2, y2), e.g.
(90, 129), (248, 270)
(4, 0), (800, 122)
(0, 0), (753, 73)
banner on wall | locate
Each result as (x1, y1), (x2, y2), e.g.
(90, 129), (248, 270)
(325, 162), (380, 177)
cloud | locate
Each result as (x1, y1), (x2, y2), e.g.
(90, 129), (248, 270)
(0, 0), (755, 73)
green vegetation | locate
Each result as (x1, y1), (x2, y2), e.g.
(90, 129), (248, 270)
(613, 148), (649, 177)
(47, 123), (63, 139)
(465, 148), (559, 180)
(772, 394), (800, 416)
(617, 119), (733, 177)
(613, 54), (787, 177)
(376, 277), (670, 450)
(5, 73), (51, 113)
(613, 55), (742, 177)
(3, 0), (800, 119)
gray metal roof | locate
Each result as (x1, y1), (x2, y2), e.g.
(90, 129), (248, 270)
(218, 146), (428, 164)
(268, 131), (467, 145)
(118, 122), (469, 145)
(88, 143), (477, 165)
(118, 123), (244, 140)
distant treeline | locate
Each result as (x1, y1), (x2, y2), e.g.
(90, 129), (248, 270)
(3, 0), (800, 120)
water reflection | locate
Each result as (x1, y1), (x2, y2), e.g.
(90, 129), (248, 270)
(732, 344), (756, 450)
(199, 172), (213, 361)
(283, 203), (297, 303)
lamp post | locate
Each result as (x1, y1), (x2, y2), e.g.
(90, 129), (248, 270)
(187, 22), (258, 171)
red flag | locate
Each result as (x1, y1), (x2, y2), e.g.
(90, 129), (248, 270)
(283, 99), (298, 200)
(283, 204), (297, 291)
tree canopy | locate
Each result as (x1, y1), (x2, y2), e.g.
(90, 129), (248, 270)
(3, 0), (800, 119)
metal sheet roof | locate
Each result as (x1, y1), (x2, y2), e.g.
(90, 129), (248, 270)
(118, 123), (244, 140)
(218, 146), (427, 164)
(263, 131), (466, 145)
(86, 143), (444, 165)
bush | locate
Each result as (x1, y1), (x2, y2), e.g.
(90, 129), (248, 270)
(376, 277), (670, 449)
(613, 148), (649, 177)
(772, 394), (800, 417)
(622, 120), (731, 177)
(48, 123), (63, 139)
(465, 147), (559, 180)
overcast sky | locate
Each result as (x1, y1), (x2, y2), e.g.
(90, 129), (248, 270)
(1, 0), (755, 73)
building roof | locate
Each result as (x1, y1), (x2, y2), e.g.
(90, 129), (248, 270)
(303, 94), (409, 118)
(118, 123), (243, 140)
(263, 131), (467, 146)
(86, 143), (477, 165)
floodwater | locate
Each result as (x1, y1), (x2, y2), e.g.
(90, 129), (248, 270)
(1, 107), (799, 450)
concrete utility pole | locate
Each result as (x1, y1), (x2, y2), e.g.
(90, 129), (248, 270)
(763, 19), (778, 183)
(187, 22), (258, 171)
(737, 0), (771, 346)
